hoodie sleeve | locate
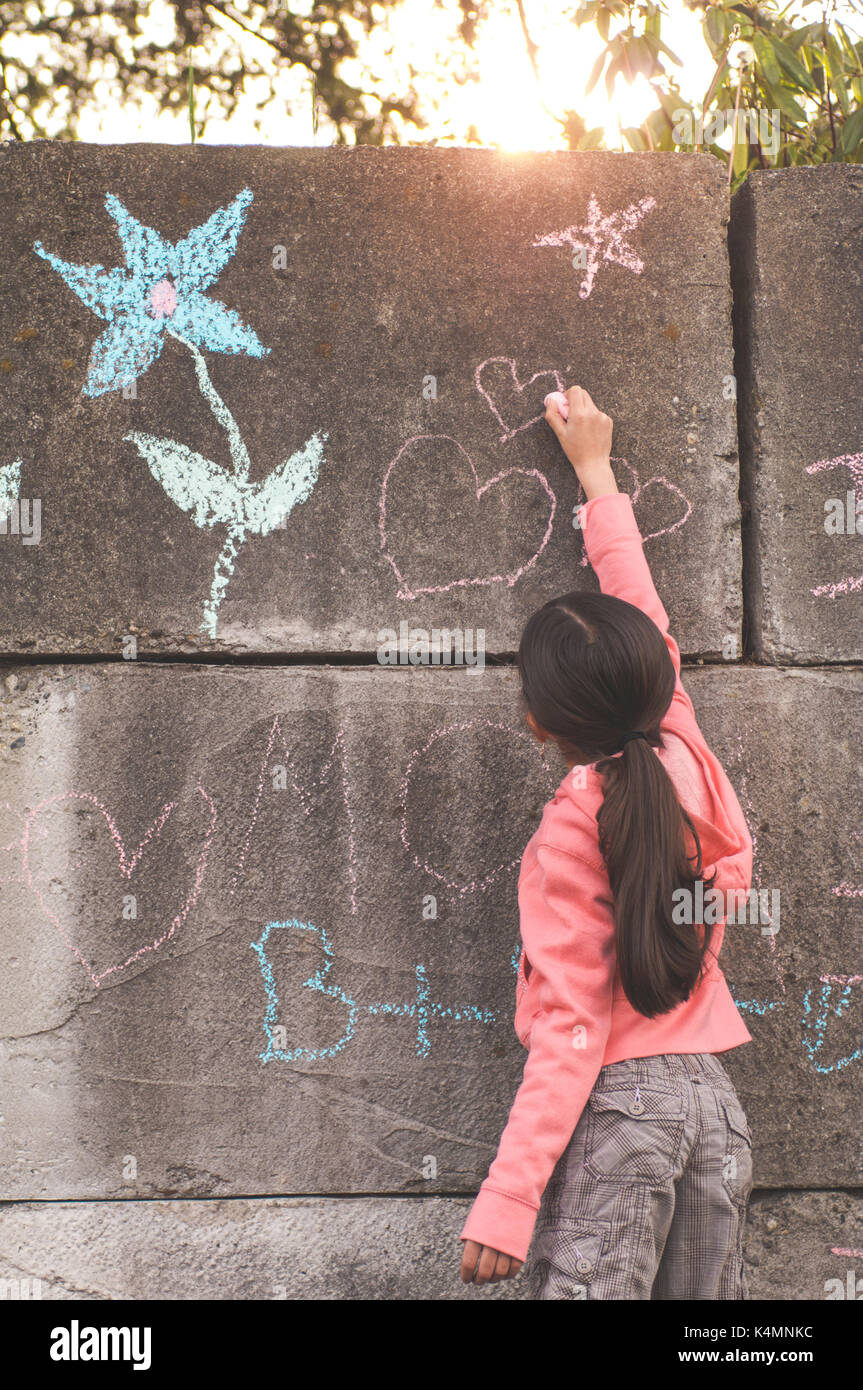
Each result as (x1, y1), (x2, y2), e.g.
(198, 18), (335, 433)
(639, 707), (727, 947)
(580, 490), (753, 890)
(578, 490), (699, 730)
(459, 842), (616, 1264)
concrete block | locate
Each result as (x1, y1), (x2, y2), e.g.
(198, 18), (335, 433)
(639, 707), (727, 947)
(0, 145), (739, 655)
(0, 663), (861, 1200)
(730, 165), (863, 661)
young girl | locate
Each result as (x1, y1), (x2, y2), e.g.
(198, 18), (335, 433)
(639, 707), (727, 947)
(459, 385), (754, 1300)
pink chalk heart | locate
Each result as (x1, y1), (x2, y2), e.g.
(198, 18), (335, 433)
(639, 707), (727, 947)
(578, 457), (692, 566)
(475, 357), (565, 442)
(21, 786), (217, 987)
(380, 434), (557, 600)
(400, 721), (556, 896)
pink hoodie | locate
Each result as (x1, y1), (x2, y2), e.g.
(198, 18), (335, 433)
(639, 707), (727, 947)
(459, 490), (753, 1264)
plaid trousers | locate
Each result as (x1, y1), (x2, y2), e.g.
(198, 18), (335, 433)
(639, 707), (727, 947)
(524, 1052), (753, 1300)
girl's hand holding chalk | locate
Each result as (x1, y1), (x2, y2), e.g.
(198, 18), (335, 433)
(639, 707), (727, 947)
(544, 384), (618, 501)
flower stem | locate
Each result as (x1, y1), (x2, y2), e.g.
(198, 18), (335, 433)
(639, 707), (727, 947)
(167, 326), (251, 480)
(202, 521), (247, 638)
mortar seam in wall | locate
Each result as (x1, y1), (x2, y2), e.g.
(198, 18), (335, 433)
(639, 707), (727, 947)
(4, 1184), (863, 1206)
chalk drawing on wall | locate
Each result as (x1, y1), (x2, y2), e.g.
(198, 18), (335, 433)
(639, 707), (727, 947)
(125, 331), (324, 638)
(400, 719), (556, 896)
(802, 974), (863, 1074)
(805, 450), (863, 598)
(577, 457), (692, 566)
(33, 188), (325, 637)
(474, 358), (565, 443)
(229, 716), (358, 914)
(532, 193), (657, 300)
(0, 458), (21, 521)
(379, 435), (556, 600)
(251, 917), (496, 1063)
(19, 786), (217, 988)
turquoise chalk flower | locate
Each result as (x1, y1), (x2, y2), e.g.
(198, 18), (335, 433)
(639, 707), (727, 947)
(34, 187), (268, 397)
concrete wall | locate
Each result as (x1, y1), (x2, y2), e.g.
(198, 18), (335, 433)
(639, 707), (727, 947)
(0, 147), (861, 1300)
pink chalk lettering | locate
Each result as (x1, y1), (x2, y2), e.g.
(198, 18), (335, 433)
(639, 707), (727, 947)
(21, 786), (216, 988)
(400, 719), (555, 896)
(229, 716), (357, 913)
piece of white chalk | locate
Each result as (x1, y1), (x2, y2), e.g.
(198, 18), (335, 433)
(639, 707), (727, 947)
(544, 391), (569, 421)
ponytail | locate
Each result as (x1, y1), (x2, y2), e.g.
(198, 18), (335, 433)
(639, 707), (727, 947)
(518, 592), (715, 1018)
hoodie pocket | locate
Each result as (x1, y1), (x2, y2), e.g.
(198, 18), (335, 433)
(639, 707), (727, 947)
(585, 1085), (687, 1183)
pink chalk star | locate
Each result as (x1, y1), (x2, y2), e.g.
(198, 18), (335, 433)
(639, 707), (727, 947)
(533, 193), (657, 299)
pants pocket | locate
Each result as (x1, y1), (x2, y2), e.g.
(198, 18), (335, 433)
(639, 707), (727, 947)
(527, 1220), (609, 1301)
(584, 1084), (686, 1183)
(718, 1093), (753, 1209)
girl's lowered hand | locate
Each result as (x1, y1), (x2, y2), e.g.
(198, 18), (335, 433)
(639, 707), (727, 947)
(460, 1239), (522, 1285)
(544, 385), (618, 501)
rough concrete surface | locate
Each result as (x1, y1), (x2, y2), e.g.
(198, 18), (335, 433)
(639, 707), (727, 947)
(0, 144), (739, 656)
(731, 164), (863, 662)
(0, 663), (860, 1209)
(0, 1191), (860, 1300)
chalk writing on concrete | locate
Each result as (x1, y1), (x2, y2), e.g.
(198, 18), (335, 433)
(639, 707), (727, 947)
(400, 718), (555, 895)
(532, 193), (657, 300)
(251, 917), (495, 1063)
(802, 974), (863, 1074)
(474, 357), (565, 443)
(33, 188), (325, 637)
(229, 716), (358, 914)
(379, 435), (556, 600)
(805, 450), (863, 598)
(20, 786), (217, 988)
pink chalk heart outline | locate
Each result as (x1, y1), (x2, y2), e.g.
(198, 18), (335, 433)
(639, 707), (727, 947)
(578, 456), (692, 566)
(21, 786), (217, 987)
(379, 433), (557, 600)
(400, 720), (556, 896)
(474, 357), (565, 442)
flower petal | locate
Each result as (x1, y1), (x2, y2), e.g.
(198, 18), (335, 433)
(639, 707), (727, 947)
(170, 188), (254, 294)
(32, 243), (133, 322)
(169, 290), (268, 358)
(83, 313), (165, 398)
(104, 193), (172, 283)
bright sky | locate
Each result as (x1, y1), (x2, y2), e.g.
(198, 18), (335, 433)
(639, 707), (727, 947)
(9, 0), (863, 150)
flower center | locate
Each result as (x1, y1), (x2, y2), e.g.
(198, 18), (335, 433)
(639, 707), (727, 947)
(149, 277), (178, 318)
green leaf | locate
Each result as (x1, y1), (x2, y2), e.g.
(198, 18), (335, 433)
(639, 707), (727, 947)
(839, 104), (863, 155)
(605, 52), (624, 98)
(705, 7), (726, 47)
(655, 35), (683, 66)
(622, 125), (649, 151)
(765, 80), (808, 127)
(579, 126), (606, 150)
(770, 35), (819, 94)
(752, 32), (781, 86)
(586, 46), (609, 96)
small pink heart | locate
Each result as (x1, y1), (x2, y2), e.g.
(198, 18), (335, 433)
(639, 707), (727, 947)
(379, 434), (557, 600)
(21, 786), (217, 987)
(578, 457), (692, 566)
(475, 357), (565, 442)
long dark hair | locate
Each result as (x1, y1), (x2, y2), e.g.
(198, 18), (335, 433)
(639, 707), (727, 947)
(518, 591), (715, 1018)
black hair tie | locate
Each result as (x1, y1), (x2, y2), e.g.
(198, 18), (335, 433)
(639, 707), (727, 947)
(617, 730), (648, 748)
